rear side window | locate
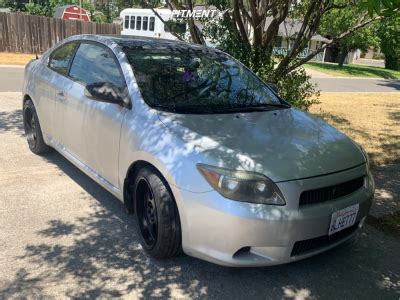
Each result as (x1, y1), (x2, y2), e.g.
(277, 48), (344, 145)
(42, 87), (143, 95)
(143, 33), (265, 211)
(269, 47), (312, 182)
(130, 16), (135, 29)
(149, 17), (155, 31)
(124, 16), (129, 29)
(48, 42), (77, 75)
(143, 16), (148, 31)
(69, 43), (125, 89)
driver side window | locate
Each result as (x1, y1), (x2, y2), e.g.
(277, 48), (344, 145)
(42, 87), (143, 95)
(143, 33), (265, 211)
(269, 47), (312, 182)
(69, 43), (126, 90)
(48, 42), (78, 75)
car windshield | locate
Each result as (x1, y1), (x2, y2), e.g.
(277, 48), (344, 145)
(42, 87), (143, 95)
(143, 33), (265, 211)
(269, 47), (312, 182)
(123, 45), (288, 114)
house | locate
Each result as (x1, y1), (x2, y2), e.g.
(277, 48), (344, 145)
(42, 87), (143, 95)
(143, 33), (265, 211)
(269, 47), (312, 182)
(265, 17), (329, 61)
(54, 5), (90, 22)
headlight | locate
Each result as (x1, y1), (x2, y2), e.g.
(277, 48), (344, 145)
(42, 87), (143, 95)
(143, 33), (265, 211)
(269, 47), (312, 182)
(197, 164), (285, 205)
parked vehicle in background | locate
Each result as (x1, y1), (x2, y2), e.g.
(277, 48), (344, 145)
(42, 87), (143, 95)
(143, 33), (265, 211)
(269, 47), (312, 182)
(120, 8), (185, 40)
(22, 35), (374, 267)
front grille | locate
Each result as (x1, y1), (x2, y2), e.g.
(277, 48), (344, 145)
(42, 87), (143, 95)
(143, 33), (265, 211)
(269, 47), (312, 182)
(299, 177), (364, 206)
(291, 222), (359, 257)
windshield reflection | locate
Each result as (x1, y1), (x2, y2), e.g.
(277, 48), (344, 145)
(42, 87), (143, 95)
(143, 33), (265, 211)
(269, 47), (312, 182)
(123, 46), (287, 114)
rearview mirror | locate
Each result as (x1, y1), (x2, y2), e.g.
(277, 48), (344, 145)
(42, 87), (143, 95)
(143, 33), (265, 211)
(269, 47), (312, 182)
(268, 83), (279, 94)
(84, 82), (129, 107)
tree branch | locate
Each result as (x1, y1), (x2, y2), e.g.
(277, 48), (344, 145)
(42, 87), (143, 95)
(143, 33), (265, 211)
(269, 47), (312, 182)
(142, 1), (185, 41)
(286, 15), (384, 72)
(233, 0), (251, 44)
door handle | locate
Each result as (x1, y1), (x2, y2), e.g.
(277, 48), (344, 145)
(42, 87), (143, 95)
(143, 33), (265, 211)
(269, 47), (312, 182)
(57, 91), (66, 101)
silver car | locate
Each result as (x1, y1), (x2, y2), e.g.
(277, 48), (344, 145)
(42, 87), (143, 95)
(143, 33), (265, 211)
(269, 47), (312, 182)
(22, 34), (374, 267)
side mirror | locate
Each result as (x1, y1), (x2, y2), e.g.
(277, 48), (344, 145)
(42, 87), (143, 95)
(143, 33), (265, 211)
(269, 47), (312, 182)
(84, 82), (129, 107)
(269, 83), (279, 94)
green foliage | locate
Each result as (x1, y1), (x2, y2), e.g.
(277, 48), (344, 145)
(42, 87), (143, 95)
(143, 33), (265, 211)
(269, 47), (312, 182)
(164, 20), (187, 34)
(271, 68), (320, 111)
(258, 63), (320, 111)
(319, 7), (380, 65)
(359, 0), (400, 17)
(203, 11), (319, 111)
(22, 0), (95, 17)
(25, 1), (55, 16)
(377, 16), (400, 70)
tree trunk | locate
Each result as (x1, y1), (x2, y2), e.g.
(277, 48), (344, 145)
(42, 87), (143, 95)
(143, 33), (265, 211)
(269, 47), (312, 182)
(338, 50), (347, 67)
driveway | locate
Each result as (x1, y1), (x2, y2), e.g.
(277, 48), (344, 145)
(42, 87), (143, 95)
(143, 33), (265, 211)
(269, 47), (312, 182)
(0, 66), (24, 92)
(1, 92), (400, 298)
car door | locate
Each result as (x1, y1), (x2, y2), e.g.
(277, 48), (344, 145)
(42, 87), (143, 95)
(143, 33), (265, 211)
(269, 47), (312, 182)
(41, 41), (78, 142)
(66, 41), (129, 189)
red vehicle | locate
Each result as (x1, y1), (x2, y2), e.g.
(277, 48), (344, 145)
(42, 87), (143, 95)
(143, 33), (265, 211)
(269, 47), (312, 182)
(54, 5), (90, 22)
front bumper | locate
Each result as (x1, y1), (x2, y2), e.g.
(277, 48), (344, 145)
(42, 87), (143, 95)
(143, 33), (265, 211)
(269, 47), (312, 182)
(172, 164), (374, 267)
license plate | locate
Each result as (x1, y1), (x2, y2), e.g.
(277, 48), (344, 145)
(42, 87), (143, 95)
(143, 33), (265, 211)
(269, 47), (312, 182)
(328, 204), (359, 235)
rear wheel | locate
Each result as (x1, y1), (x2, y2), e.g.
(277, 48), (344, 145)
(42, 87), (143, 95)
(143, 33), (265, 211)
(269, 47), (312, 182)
(23, 99), (51, 154)
(134, 166), (182, 259)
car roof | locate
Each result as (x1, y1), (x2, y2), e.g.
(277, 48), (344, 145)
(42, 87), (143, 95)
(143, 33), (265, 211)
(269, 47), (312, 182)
(67, 34), (209, 51)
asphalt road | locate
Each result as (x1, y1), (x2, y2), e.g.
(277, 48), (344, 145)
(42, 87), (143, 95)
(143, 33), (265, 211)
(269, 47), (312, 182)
(1, 92), (400, 298)
(311, 77), (400, 92)
(1, 66), (399, 93)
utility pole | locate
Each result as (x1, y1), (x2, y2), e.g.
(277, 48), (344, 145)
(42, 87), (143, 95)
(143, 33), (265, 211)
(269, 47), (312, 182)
(79, 0), (82, 20)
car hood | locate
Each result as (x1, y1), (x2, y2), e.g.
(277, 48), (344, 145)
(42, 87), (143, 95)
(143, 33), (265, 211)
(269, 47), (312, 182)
(157, 108), (365, 182)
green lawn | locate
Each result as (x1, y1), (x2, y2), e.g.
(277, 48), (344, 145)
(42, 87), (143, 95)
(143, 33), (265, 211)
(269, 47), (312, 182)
(305, 61), (400, 79)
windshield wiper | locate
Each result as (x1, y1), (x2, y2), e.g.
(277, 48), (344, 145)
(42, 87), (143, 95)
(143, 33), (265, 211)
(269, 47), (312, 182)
(263, 102), (291, 108)
(219, 103), (290, 113)
(150, 102), (290, 114)
(150, 103), (179, 113)
(151, 103), (215, 114)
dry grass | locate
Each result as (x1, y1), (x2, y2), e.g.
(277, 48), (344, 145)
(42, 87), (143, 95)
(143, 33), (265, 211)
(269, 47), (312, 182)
(0, 52), (36, 65)
(310, 92), (400, 167)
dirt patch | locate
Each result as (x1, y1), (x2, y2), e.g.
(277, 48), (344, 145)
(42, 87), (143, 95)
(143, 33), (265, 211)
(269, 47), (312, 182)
(0, 52), (36, 65)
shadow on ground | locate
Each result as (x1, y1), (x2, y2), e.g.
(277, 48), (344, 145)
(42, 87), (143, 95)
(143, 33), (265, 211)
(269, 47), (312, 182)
(371, 164), (400, 218)
(0, 109), (23, 135)
(377, 80), (400, 91)
(1, 151), (399, 298)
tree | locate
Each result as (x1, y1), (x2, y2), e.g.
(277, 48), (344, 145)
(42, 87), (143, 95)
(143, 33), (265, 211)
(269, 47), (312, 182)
(190, 0), (388, 109)
(319, 7), (380, 66)
(377, 16), (400, 70)
(361, 0), (400, 17)
(12, 0), (96, 18)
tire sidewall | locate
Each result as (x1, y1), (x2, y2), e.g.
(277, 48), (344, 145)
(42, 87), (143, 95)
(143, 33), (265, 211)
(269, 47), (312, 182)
(23, 99), (49, 154)
(133, 166), (181, 257)
(23, 99), (38, 150)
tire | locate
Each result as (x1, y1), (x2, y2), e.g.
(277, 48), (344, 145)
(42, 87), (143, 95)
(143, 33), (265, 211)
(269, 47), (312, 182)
(133, 166), (182, 259)
(23, 99), (51, 155)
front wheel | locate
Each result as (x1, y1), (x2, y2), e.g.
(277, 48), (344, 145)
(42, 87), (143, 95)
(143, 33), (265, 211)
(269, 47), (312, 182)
(133, 166), (182, 259)
(23, 99), (51, 155)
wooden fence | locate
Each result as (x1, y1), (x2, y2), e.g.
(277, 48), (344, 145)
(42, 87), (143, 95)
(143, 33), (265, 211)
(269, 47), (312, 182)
(0, 12), (121, 54)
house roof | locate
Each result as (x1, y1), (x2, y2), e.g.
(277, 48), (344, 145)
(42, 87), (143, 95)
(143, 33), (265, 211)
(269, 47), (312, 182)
(264, 17), (329, 42)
